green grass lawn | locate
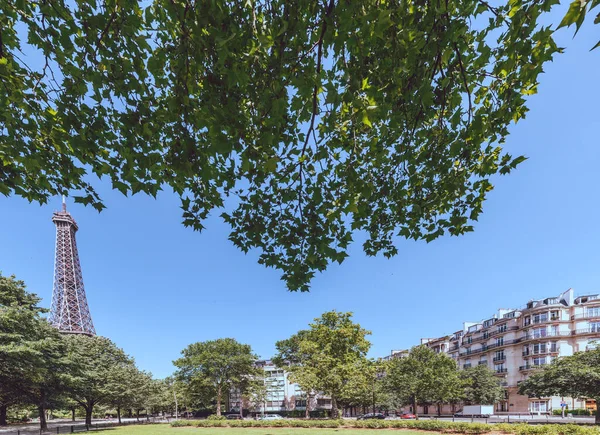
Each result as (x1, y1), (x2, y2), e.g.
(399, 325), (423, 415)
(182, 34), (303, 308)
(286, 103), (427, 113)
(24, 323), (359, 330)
(97, 425), (423, 435)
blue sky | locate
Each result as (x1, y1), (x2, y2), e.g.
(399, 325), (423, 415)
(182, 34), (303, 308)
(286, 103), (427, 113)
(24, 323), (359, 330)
(1, 10), (599, 379)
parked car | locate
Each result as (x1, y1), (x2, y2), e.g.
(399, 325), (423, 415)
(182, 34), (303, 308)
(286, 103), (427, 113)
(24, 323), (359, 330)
(358, 413), (386, 420)
(226, 414), (243, 420)
(257, 414), (283, 420)
(400, 412), (416, 419)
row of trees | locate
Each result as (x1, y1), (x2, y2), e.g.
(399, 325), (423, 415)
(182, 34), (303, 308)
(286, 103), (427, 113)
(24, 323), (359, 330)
(5, 272), (598, 426)
(519, 348), (600, 424)
(172, 311), (506, 419)
(272, 311), (505, 418)
(0, 273), (177, 430)
(173, 310), (600, 424)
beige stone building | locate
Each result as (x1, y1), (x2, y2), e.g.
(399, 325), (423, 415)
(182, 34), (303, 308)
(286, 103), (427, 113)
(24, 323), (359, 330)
(394, 289), (600, 415)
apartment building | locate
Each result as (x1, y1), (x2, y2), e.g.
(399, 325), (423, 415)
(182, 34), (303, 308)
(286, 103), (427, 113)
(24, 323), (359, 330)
(227, 360), (332, 415)
(401, 289), (600, 415)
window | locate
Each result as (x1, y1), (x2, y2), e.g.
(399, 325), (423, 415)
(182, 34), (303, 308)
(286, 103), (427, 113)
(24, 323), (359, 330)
(533, 343), (546, 354)
(496, 337), (504, 347)
(295, 400), (306, 407)
(530, 401), (548, 412)
(591, 322), (600, 333)
(495, 363), (506, 373)
(533, 356), (546, 366)
(524, 316), (531, 326)
(588, 339), (599, 350)
(550, 310), (560, 320)
(317, 399), (331, 406)
(466, 336), (473, 344)
(533, 327), (547, 338)
(498, 324), (507, 333)
(587, 307), (600, 318)
(550, 342), (558, 352)
(533, 313), (548, 324)
(495, 351), (505, 360)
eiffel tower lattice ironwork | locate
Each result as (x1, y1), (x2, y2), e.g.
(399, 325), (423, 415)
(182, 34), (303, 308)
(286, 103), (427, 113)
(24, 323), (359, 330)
(48, 197), (96, 335)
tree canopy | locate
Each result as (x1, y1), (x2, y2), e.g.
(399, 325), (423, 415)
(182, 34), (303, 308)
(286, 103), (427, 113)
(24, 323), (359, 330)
(3, 0), (593, 290)
(519, 348), (600, 424)
(383, 345), (464, 416)
(273, 311), (371, 417)
(173, 338), (259, 416)
(460, 364), (505, 406)
(0, 273), (72, 429)
(64, 334), (136, 425)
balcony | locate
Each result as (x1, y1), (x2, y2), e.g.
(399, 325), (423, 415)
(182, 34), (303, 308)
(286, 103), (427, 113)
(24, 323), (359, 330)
(522, 331), (571, 341)
(493, 355), (506, 362)
(459, 347), (485, 357)
(495, 368), (508, 374)
(572, 312), (600, 320)
(478, 360), (488, 365)
(523, 347), (558, 356)
(573, 328), (600, 335)
(488, 325), (519, 337)
(519, 363), (546, 371)
(463, 364), (472, 369)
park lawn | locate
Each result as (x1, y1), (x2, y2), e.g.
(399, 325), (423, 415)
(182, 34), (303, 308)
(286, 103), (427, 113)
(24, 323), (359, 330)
(98, 425), (423, 435)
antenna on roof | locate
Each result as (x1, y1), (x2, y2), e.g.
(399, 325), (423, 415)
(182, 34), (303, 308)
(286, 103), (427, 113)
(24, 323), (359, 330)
(62, 195), (67, 212)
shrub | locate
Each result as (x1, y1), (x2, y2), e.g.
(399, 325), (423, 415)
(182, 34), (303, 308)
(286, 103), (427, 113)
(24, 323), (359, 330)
(170, 420), (194, 427)
(207, 414), (227, 420)
(169, 418), (600, 434)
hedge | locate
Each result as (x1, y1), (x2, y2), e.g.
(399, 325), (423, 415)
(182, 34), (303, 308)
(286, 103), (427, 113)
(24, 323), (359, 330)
(171, 419), (600, 434)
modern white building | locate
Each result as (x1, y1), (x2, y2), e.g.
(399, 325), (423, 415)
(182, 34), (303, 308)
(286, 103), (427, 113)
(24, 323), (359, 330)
(227, 360), (332, 415)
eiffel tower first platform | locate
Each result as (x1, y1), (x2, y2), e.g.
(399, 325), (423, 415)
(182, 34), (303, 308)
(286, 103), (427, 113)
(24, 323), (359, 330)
(48, 197), (96, 335)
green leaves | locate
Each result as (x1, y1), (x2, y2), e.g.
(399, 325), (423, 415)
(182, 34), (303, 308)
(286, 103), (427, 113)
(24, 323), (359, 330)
(558, 0), (600, 49)
(519, 347), (600, 415)
(384, 346), (466, 409)
(0, 0), (580, 291)
(273, 311), (372, 417)
(461, 364), (505, 405)
(174, 338), (260, 416)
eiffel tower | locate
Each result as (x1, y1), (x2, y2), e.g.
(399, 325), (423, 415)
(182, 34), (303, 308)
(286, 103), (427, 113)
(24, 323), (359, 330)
(48, 197), (96, 335)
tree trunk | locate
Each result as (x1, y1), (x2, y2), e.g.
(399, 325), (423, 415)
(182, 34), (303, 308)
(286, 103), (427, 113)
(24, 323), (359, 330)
(72, 407), (76, 422)
(38, 405), (48, 431)
(595, 402), (600, 425)
(0, 404), (7, 426)
(216, 385), (222, 416)
(136, 409), (140, 422)
(437, 404), (442, 416)
(412, 396), (418, 420)
(331, 395), (339, 419)
(85, 405), (93, 426)
(305, 395), (310, 419)
(117, 407), (121, 424)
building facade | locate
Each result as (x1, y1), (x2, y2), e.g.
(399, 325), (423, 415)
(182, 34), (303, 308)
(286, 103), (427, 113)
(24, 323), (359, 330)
(227, 360), (332, 415)
(398, 289), (600, 415)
